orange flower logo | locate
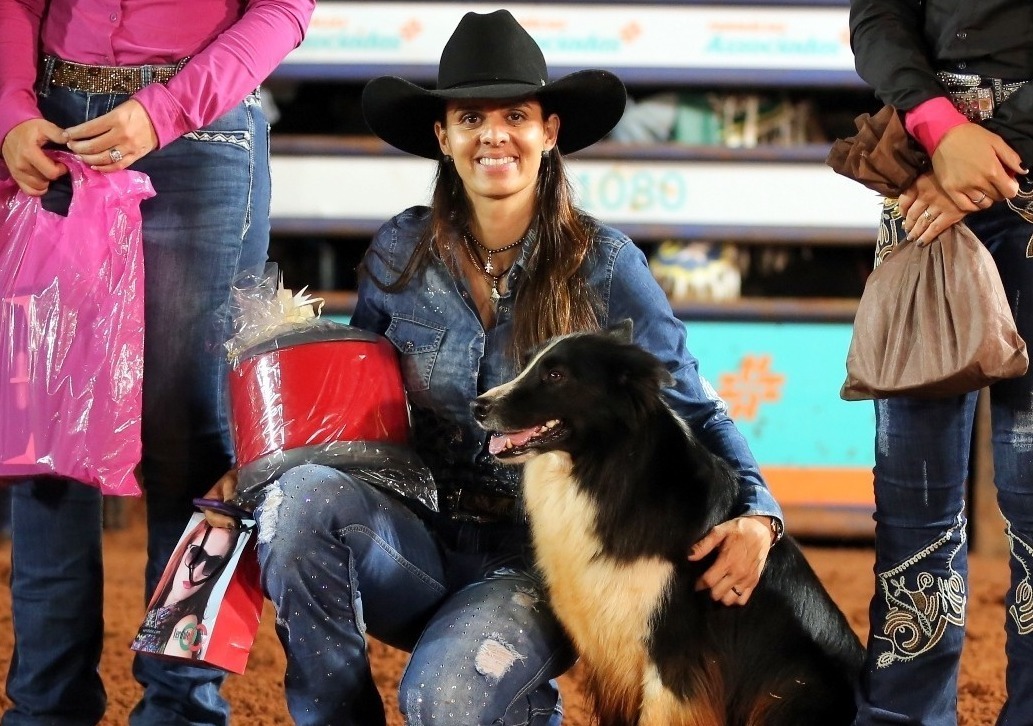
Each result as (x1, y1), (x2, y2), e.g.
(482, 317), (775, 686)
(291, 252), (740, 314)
(718, 355), (785, 421)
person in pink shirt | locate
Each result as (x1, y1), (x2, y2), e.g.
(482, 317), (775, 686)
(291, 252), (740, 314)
(0, 1), (314, 724)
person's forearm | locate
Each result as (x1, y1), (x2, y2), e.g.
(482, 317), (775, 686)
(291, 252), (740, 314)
(697, 421), (783, 524)
(905, 97), (969, 155)
(135, 0), (315, 146)
(849, 0), (941, 111)
(0, 0), (45, 144)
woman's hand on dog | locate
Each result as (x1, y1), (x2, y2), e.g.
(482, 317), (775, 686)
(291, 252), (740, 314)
(688, 515), (775, 606)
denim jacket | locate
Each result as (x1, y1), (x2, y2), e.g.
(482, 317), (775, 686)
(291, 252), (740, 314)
(351, 206), (783, 525)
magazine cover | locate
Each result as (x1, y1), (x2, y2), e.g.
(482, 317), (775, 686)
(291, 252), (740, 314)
(130, 512), (262, 674)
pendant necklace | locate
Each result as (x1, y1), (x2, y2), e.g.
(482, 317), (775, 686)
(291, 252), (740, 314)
(462, 230), (526, 303)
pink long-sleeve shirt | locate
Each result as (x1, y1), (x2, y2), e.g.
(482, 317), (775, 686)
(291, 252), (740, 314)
(0, 0), (314, 148)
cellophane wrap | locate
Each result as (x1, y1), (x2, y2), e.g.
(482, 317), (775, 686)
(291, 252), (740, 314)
(223, 264), (327, 361)
(0, 152), (153, 495)
(224, 266), (437, 512)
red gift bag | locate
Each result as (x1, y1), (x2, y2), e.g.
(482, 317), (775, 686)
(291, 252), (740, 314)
(131, 513), (263, 674)
(0, 151), (153, 494)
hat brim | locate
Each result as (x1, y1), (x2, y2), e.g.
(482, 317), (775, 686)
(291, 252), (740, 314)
(362, 70), (627, 159)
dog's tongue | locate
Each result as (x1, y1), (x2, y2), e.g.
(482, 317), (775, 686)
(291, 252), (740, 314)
(489, 428), (537, 455)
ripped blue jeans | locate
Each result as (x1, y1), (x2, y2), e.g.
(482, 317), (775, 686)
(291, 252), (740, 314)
(255, 464), (575, 726)
(856, 193), (1033, 726)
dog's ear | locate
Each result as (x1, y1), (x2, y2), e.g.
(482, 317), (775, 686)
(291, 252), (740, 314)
(606, 318), (634, 344)
(604, 320), (674, 390)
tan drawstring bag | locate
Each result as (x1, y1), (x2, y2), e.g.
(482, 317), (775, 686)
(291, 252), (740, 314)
(828, 105), (1028, 400)
(840, 225), (1028, 400)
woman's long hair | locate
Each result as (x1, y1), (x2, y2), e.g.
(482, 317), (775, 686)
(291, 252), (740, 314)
(360, 143), (600, 366)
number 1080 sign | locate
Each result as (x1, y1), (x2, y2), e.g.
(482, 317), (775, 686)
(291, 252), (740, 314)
(571, 167), (688, 216)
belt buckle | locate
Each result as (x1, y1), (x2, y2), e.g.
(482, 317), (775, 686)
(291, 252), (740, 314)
(949, 86), (995, 122)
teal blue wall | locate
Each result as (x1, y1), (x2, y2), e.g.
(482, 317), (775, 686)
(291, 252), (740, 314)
(684, 321), (873, 469)
(327, 315), (875, 470)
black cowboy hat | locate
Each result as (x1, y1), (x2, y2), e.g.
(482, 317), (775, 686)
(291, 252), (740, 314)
(361, 9), (627, 159)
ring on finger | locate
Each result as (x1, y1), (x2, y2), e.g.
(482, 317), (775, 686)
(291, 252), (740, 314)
(922, 209), (934, 222)
(731, 586), (743, 597)
(109, 148), (123, 163)
(971, 191), (987, 204)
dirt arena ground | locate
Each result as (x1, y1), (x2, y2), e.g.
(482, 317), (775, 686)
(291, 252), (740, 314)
(0, 499), (1012, 725)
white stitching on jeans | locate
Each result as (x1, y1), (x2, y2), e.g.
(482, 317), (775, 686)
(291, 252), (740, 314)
(874, 511), (967, 668)
(1003, 181), (1033, 258)
(1004, 517), (1033, 635)
(182, 129), (251, 148)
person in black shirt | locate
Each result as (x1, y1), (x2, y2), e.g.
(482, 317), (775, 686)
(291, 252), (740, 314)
(849, 2), (1033, 724)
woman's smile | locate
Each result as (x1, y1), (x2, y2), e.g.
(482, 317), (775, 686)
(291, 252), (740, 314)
(477, 155), (517, 168)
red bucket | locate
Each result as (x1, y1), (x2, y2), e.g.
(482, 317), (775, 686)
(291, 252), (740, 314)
(228, 325), (410, 470)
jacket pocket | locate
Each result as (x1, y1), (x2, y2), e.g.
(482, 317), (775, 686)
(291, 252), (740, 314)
(384, 316), (445, 392)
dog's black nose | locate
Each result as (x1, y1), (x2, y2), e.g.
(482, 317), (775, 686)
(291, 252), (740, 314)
(471, 398), (490, 422)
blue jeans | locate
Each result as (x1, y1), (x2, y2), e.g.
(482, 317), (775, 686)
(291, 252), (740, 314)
(256, 464), (575, 725)
(855, 193), (1033, 726)
(3, 83), (270, 726)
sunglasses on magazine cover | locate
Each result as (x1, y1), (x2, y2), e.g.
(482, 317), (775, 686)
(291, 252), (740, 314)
(184, 525), (231, 586)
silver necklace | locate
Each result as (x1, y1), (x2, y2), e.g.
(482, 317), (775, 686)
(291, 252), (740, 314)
(462, 235), (511, 303)
(463, 230), (524, 275)
(462, 230), (527, 303)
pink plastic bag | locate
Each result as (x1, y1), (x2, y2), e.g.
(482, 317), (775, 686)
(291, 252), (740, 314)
(0, 151), (154, 495)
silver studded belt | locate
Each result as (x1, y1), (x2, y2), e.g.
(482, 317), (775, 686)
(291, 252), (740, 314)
(936, 71), (1027, 122)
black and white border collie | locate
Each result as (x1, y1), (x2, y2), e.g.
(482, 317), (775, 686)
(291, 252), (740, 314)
(472, 322), (863, 726)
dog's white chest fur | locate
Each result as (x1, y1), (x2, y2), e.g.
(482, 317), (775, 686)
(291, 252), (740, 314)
(522, 452), (674, 701)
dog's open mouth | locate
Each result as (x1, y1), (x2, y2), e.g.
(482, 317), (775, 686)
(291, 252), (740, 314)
(488, 419), (566, 458)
